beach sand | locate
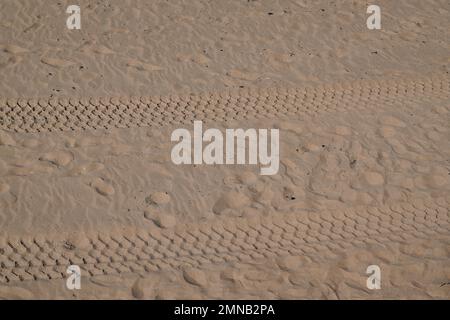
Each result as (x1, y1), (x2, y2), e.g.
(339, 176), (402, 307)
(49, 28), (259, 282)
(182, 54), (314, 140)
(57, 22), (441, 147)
(0, 0), (449, 299)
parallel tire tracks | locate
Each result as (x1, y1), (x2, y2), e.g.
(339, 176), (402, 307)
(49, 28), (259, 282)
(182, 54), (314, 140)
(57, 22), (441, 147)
(1, 74), (449, 283)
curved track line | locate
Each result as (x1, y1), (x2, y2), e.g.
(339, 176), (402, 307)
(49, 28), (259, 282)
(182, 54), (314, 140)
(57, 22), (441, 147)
(1, 74), (449, 133)
(0, 198), (448, 283)
(1, 74), (449, 283)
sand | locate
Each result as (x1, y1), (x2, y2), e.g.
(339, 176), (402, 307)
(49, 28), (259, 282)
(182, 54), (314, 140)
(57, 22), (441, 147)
(0, 0), (449, 299)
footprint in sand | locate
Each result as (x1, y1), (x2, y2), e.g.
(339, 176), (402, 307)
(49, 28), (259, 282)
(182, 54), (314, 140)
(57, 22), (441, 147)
(91, 178), (115, 196)
(238, 171), (257, 185)
(282, 186), (305, 201)
(91, 45), (115, 55)
(415, 174), (449, 189)
(426, 131), (442, 141)
(379, 126), (397, 138)
(363, 171), (385, 186)
(39, 151), (73, 167)
(226, 69), (260, 81)
(146, 192), (171, 205)
(69, 162), (105, 175)
(145, 211), (176, 229)
(126, 59), (163, 72)
(281, 121), (303, 135)
(380, 116), (406, 128)
(21, 138), (41, 148)
(3, 44), (28, 54)
(340, 186), (358, 203)
(335, 126), (352, 136)
(305, 143), (321, 152)
(74, 137), (115, 148)
(41, 57), (75, 68)
(8, 167), (32, 176)
(212, 191), (251, 214)
(433, 106), (449, 115)
(221, 269), (245, 284)
(131, 278), (155, 299)
(64, 232), (91, 249)
(192, 53), (210, 66)
(276, 255), (303, 271)
(183, 267), (208, 287)
(386, 138), (408, 154)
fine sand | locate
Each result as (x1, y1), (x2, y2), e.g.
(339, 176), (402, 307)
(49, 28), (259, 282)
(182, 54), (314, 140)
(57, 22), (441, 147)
(0, 0), (449, 299)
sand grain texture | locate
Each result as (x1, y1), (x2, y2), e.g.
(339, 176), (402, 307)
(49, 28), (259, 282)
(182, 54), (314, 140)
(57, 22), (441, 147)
(0, 0), (450, 299)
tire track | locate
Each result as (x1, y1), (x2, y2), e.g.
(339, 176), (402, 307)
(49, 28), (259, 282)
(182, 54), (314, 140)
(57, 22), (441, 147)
(0, 198), (448, 283)
(1, 74), (449, 283)
(1, 74), (449, 133)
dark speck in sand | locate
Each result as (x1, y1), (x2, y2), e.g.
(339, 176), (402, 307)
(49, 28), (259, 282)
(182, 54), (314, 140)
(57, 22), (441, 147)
(63, 241), (76, 251)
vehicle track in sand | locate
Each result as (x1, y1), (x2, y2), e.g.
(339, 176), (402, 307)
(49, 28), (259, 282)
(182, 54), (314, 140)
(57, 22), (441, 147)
(0, 198), (449, 283)
(0, 74), (449, 284)
(1, 74), (449, 133)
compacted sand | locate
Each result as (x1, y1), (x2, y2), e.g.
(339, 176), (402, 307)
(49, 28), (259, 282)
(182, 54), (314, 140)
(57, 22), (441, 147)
(0, 0), (449, 299)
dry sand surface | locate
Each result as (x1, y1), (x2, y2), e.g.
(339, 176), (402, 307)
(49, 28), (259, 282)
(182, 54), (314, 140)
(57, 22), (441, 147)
(0, 0), (450, 299)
